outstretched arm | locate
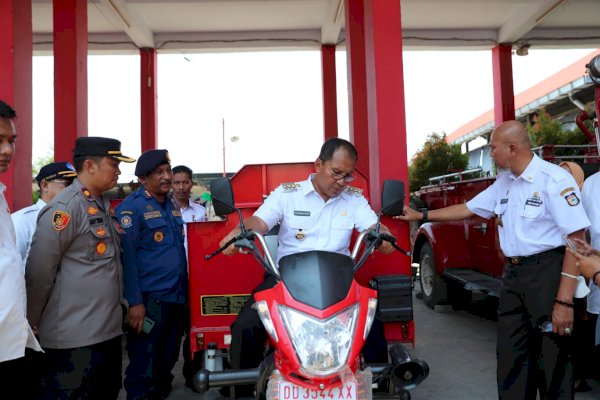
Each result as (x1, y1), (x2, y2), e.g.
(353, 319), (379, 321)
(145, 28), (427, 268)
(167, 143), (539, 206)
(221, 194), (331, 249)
(394, 203), (475, 223)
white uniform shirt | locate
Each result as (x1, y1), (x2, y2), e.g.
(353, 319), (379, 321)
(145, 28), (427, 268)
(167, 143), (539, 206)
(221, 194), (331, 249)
(180, 199), (206, 256)
(0, 182), (42, 362)
(11, 199), (46, 265)
(466, 155), (590, 257)
(582, 171), (600, 314)
(254, 174), (377, 262)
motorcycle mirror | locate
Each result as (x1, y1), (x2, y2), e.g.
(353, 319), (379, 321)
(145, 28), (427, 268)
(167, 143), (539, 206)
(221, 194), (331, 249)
(209, 177), (236, 216)
(380, 180), (405, 216)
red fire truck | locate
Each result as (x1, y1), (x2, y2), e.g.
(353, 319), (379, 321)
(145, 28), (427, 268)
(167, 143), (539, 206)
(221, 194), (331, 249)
(410, 54), (600, 309)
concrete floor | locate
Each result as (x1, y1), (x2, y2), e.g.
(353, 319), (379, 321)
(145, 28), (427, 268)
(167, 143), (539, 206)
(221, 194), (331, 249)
(118, 286), (600, 400)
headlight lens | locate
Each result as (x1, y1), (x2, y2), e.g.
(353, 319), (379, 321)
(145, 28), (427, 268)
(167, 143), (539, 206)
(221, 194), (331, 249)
(279, 304), (359, 376)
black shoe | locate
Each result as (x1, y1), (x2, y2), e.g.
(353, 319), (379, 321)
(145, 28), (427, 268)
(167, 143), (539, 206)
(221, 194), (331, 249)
(185, 379), (199, 393)
(575, 380), (593, 392)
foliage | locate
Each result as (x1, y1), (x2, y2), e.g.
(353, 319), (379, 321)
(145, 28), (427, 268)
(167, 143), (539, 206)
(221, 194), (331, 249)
(32, 152), (54, 203)
(526, 109), (588, 157)
(408, 133), (469, 192)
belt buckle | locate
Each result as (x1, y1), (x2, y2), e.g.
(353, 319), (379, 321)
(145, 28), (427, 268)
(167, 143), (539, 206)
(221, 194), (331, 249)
(510, 257), (520, 265)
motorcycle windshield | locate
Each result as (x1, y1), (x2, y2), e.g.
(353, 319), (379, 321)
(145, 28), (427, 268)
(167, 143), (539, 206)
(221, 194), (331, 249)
(278, 251), (354, 310)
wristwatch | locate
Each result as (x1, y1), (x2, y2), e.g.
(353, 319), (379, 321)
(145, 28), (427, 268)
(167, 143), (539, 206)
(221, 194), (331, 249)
(421, 208), (428, 222)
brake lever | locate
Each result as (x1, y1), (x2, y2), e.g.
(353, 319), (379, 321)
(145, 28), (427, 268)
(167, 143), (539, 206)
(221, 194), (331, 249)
(204, 235), (239, 260)
(379, 233), (411, 256)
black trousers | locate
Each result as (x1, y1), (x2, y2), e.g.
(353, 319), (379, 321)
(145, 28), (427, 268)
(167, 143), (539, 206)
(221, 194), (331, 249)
(230, 275), (388, 370)
(497, 249), (573, 400)
(40, 336), (122, 400)
(124, 297), (185, 400)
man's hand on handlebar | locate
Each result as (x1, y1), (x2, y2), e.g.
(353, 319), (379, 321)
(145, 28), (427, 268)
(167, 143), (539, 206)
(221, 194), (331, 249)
(373, 223), (394, 255)
(219, 227), (242, 256)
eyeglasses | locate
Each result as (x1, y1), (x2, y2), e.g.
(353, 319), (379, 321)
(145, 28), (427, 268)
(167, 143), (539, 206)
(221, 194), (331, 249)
(329, 168), (355, 183)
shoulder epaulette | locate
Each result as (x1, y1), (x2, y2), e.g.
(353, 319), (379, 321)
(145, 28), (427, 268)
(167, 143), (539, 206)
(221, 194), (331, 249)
(345, 186), (363, 196)
(281, 182), (301, 193)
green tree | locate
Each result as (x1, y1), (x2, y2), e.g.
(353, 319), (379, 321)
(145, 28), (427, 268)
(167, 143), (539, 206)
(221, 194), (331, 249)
(409, 133), (469, 192)
(527, 109), (588, 157)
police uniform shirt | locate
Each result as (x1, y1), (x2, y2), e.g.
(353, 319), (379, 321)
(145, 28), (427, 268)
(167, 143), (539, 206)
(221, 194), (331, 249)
(0, 182), (42, 362)
(581, 171), (600, 315)
(25, 179), (124, 349)
(466, 155), (590, 257)
(116, 187), (188, 307)
(254, 174), (377, 262)
(11, 198), (46, 264)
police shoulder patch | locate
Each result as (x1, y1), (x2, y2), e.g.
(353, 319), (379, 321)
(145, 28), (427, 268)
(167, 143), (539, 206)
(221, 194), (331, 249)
(344, 186), (363, 196)
(120, 215), (133, 229)
(52, 210), (71, 231)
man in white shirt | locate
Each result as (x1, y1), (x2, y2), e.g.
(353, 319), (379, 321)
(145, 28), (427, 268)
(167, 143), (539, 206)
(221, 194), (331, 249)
(12, 161), (76, 264)
(0, 99), (42, 394)
(171, 164), (206, 391)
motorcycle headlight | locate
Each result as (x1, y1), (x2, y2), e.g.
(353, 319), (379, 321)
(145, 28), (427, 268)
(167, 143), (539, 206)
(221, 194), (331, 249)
(254, 300), (278, 343)
(279, 304), (359, 377)
(364, 298), (377, 340)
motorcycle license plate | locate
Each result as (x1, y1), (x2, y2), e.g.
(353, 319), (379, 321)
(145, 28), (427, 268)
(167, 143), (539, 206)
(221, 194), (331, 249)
(277, 381), (357, 400)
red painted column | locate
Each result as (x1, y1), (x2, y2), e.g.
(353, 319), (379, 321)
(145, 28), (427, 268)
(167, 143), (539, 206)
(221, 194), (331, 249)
(140, 48), (158, 151)
(362, 0), (407, 208)
(321, 45), (338, 140)
(0, 0), (32, 211)
(344, 0), (370, 176)
(54, 0), (88, 162)
(492, 44), (515, 125)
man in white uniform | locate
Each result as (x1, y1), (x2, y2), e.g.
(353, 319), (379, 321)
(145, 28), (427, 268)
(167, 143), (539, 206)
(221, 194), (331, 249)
(171, 164), (206, 390)
(0, 99), (42, 394)
(396, 120), (589, 399)
(219, 138), (393, 396)
(12, 161), (76, 264)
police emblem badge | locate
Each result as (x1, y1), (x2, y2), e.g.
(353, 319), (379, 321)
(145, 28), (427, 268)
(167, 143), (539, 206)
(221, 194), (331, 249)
(295, 231), (305, 240)
(120, 216), (133, 228)
(154, 231), (164, 242)
(96, 228), (106, 237)
(52, 210), (71, 231)
(87, 206), (98, 215)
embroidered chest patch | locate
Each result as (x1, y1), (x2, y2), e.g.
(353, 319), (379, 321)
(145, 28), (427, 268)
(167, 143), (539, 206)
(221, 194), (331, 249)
(525, 193), (543, 207)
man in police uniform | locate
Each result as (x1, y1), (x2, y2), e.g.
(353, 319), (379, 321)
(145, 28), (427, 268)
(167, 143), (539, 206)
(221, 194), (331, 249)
(26, 137), (135, 399)
(219, 138), (393, 395)
(12, 161), (76, 264)
(117, 149), (188, 400)
(396, 120), (590, 399)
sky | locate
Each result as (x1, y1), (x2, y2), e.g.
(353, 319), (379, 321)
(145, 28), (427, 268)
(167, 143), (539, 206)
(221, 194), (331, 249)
(31, 47), (598, 182)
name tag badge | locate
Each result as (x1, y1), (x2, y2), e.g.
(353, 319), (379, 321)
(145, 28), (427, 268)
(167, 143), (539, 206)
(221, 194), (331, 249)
(294, 210), (311, 217)
(500, 198), (508, 204)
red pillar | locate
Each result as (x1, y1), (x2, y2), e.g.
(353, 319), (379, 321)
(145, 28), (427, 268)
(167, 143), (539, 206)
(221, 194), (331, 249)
(0, 0), (32, 211)
(140, 48), (158, 151)
(492, 44), (515, 125)
(54, 0), (88, 162)
(344, 0), (370, 176)
(321, 45), (338, 140)
(362, 0), (407, 208)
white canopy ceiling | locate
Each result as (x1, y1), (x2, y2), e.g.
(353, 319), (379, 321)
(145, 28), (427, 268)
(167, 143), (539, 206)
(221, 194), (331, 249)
(31, 0), (600, 54)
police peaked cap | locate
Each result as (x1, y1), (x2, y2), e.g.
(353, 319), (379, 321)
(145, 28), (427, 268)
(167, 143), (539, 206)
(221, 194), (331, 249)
(73, 137), (136, 163)
(135, 149), (171, 177)
(35, 161), (77, 185)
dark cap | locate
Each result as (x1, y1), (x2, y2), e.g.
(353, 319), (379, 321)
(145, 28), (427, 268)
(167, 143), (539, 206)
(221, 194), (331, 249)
(135, 149), (171, 177)
(73, 137), (136, 163)
(35, 162), (77, 185)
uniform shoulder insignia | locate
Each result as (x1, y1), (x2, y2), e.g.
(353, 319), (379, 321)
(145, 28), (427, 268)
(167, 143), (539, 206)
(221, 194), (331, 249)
(80, 188), (94, 201)
(281, 182), (301, 192)
(345, 186), (363, 196)
(52, 210), (71, 231)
